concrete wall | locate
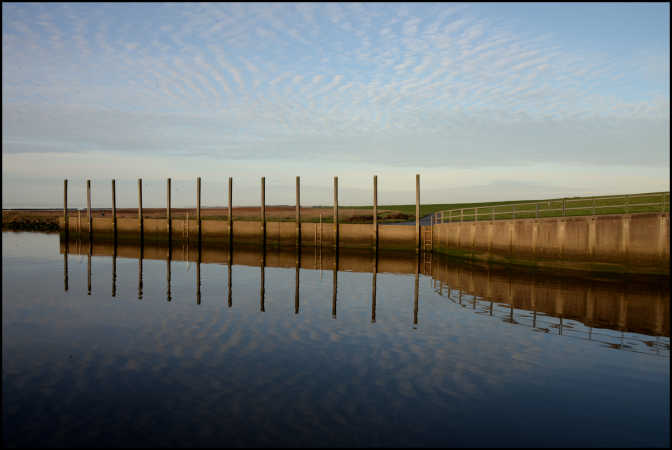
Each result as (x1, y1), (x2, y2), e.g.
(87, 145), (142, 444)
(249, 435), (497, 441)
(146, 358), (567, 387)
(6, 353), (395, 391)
(60, 213), (669, 273)
(433, 213), (669, 273)
(60, 217), (412, 250)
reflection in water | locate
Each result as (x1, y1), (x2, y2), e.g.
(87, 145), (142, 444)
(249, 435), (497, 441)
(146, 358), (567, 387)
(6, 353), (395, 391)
(112, 236), (117, 298)
(138, 238), (143, 300)
(227, 244), (232, 308)
(166, 239), (171, 302)
(196, 240), (201, 305)
(371, 252), (377, 323)
(58, 235), (670, 356)
(5, 232), (670, 447)
(413, 254), (419, 326)
(260, 246), (265, 312)
(63, 238), (69, 292)
(295, 248), (300, 315)
(87, 237), (92, 296)
(332, 249), (338, 319)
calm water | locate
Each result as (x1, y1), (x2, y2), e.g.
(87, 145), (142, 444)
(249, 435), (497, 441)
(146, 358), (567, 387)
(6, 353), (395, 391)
(2, 231), (670, 447)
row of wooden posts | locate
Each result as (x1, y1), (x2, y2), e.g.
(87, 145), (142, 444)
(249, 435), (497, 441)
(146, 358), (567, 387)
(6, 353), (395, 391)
(64, 174), (424, 251)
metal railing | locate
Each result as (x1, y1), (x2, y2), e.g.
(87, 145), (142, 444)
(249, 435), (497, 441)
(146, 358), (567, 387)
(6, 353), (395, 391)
(434, 192), (670, 224)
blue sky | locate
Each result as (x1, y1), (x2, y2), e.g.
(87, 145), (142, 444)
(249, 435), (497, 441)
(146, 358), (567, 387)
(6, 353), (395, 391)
(2, 2), (669, 208)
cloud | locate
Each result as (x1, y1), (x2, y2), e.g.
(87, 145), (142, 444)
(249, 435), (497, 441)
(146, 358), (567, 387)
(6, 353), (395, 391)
(1, 3), (669, 207)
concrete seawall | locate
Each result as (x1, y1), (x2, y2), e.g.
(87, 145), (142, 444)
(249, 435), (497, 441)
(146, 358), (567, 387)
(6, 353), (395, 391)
(59, 212), (670, 274)
(60, 217), (418, 250)
(433, 213), (669, 274)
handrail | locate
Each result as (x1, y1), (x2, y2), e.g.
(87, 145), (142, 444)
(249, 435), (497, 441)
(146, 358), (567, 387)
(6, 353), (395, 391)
(434, 192), (670, 224)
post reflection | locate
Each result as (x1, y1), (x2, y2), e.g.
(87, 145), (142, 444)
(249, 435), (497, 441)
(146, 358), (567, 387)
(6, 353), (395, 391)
(64, 237), (69, 292)
(58, 236), (670, 352)
(371, 252), (377, 324)
(227, 245), (233, 308)
(413, 253), (419, 326)
(260, 246), (265, 312)
(87, 237), (92, 296)
(138, 238), (143, 300)
(166, 239), (171, 302)
(196, 240), (201, 305)
(112, 236), (117, 298)
(556, 290), (564, 335)
(294, 247), (300, 315)
(332, 249), (338, 319)
(531, 276), (537, 327)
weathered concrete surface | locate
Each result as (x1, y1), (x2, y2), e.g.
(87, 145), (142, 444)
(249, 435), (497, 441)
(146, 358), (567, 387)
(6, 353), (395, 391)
(433, 213), (669, 274)
(61, 217), (393, 249)
(59, 212), (669, 274)
(60, 236), (669, 337)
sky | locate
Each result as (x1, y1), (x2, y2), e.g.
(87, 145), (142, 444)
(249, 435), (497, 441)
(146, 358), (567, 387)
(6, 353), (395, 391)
(2, 2), (669, 209)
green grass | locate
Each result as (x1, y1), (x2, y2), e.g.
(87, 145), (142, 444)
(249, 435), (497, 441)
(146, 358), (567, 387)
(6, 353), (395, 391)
(348, 191), (669, 220)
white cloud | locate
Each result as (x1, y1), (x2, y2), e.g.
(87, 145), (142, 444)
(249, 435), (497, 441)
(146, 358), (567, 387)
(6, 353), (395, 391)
(1, 3), (669, 207)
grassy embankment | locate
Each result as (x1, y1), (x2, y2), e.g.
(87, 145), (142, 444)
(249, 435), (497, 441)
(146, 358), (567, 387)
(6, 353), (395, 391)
(350, 191), (669, 221)
(2, 192), (668, 231)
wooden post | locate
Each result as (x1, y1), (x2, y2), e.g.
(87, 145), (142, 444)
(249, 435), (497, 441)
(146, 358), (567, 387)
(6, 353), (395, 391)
(416, 174), (420, 253)
(228, 177), (233, 240)
(296, 176), (301, 247)
(137, 178), (143, 237)
(166, 178), (171, 235)
(197, 177), (201, 239)
(63, 179), (68, 232)
(111, 179), (117, 235)
(261, 176), (266, 240)
(333, 176), (339, 248)
(373, 175), (378, 250)
(87, 179), (92, 234)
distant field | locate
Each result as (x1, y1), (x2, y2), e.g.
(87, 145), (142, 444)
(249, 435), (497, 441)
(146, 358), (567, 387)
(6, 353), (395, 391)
(2, 191), (669, 231)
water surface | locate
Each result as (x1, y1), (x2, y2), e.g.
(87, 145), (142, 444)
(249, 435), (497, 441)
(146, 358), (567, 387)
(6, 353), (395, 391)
(2, 232), (670, 447)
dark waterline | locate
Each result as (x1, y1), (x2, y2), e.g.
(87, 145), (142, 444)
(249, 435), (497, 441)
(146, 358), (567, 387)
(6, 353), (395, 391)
(2, 232), (670, 447)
